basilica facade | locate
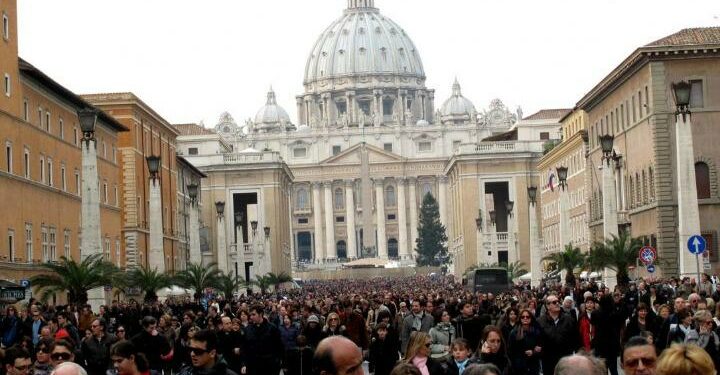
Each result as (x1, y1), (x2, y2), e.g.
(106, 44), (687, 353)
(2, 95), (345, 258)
(178, 0), (559, 278)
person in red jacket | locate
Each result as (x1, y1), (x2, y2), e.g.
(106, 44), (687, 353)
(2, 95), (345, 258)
(578, 297), (596, 353)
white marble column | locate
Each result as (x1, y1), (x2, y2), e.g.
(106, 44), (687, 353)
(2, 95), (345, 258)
(324, 181), (336, 261)
(216, 210), (228, 273)
(438, 176), (448, 230)
(375, 179), (387, 258)
(507, 210), (517, 266)
(148, 179), (165, 272)
(559, 188), (570, 249)
(602, 163), (619, 290)
(312, 182), (324, 262)
(188, 200), (201, 265)
(396, 178), (409, 259)
(676, 112), (701, 277)
(287, 187), (295, 267)
(529, 200), (542, 288)
(408, 178), (418, 258)
(80, 137), (104, 310)
(345, 180), (357, 259)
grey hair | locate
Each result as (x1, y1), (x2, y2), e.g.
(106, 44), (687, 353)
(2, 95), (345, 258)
(554, 354), (606, 375)
(51, 362), (88, 375)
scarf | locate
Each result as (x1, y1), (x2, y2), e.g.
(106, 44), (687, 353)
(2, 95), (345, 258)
(455, 359), (469, 374)
(412, 356), (430, 375)
(412, 312), (424, 331)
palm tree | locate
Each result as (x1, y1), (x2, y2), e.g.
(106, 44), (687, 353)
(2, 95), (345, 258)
(266, 272), (292, 292)
(505, 261), (529, 281)
(217, 271), (246, 299)
(124, 265), (173, 303)
(587, 231), (644, 290)
(173, 262), (222, 301)
(30, 254), (119, 306)
(542, 243), (586, 287)
(251, 274), (274, 295)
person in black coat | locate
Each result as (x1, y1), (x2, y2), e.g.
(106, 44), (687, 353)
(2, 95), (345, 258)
(130, 316), (171, 373)
(242, 305), (284, 375)
(592, 294), (625, 375)
(283, 335), (314, 375)
(454, 302), (488, 353)
(216, 316), (244, 374)
(622, 303), (660, 346)
(471, 326), (510, 375)
(507, 309), (541, 375)
(536, 295), (578, 375)
(369, 323), (400, 375)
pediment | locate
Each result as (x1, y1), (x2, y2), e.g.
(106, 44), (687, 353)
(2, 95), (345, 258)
(320, 142), (405, 165)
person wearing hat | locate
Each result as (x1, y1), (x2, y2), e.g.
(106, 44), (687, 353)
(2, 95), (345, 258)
(302, 314), (324, 349)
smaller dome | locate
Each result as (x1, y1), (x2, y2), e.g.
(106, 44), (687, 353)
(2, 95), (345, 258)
(440, 79), (476, 125)
(254, 87), (292, 132)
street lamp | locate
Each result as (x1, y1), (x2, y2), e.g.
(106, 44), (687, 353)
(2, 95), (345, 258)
(264, 226), (271, 239)
(672, 81), (692, 118)
(527, 186), (537, 206)
(599, 134), (622, 167)
(505, 200), (514, 217)
(146, 155), (161, 181)
(187, 183), (198, 203)
(77, 108), (98, 145)
(235, 211), (244, 225)
(251, 220), (258, 234)
(556, 166), (568, 191)
(489, 210), (496, 226)
(215, 201), (225, 217)
(475, 209), (483, 230)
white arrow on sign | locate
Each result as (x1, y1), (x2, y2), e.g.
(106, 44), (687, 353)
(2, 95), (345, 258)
(693, 237), (702, 254)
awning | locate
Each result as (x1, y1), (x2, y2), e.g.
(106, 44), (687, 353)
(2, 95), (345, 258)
(518, 272), (532, 281)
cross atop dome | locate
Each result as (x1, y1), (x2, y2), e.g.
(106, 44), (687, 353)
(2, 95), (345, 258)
(347, 0), (376, 10)
(266, 86), (277, 105)
(452, 78), (462, 97)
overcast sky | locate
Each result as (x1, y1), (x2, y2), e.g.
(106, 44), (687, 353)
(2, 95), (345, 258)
(17, 0), (720, 127)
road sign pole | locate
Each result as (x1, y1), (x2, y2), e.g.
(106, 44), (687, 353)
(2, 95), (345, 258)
(696, 254), (702, 287)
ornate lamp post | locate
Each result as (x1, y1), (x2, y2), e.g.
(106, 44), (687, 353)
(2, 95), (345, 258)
(146, 155), (164, 272)
(77, 108), (104, 310)
(556, 166), (570, 273)
(599, 134), (622, 289)
(215, 201), (228, 272)
(187, 182), (201, 266)
(672, 81), (701, 278)
(528, 186), (541, 287)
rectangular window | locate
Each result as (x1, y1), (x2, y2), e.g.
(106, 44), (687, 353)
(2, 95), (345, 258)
(620, 104), (625, 130)
(104, 238), (111, 261)
(539, 132), (550, 140)
(332, 145), (342, 156)
(632, 95), (637, 123)
(112, 145), (117, 163)
(23, 148), (29, 178)
(39, 156), (44, 183)
(5, 141), (11, 173)
(24, 223), (32, 262)
(418, 141), (432, 152)
(2, 12), (8, 40)
(638, 90), (643, 117)
(75, 171), (80, 195)
(7, 229), (15, 261)
(59, 119), (64, 139)
(47, 158), (53, 186)
(383, 143), (393, 152)
(37, 107), (42, 127)
(298, 217), (309, 224)
(690, 80), (704, 108)
(103, 182), (108, 203)
(41, 226), (48, 262)
(335, 216), (345, 223)
(3, 73), (9, 97)
(23, 99), (28, 121)
(49, 227), (56, 260)
(63, 230), (70, 258)
(103, 141), (107, 158)
(293, 147), (307, 158)
(61, 164), (66, 191)
(114, 185), (118, 206)
(387, 213), (396, 221)
(645, 86), (650, 114)
(188, 147), (198, 155)
(73, 127), (78, 146)
(45, 112), (51, 132)
(115, 240), (121, 267)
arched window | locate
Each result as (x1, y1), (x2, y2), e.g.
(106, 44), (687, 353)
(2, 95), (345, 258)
(385, 185), (396, 206)
(696, 162), (711, 199)
(336, 240), (347, 259)
(296, 188), (308, 209)
(388, 238), (398, 259)
(334, 188), (344, 209)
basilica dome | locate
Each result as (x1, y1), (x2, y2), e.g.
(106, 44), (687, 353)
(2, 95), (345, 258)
(304, 0), (425, 85)
(254, 88), (292, 132)
(440, 79), (476, 125)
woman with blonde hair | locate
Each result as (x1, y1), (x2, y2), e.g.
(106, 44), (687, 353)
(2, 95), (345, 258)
(402, 331), (445, 375)
(656, 343), (716, 375)
(322, 312), (347, 338)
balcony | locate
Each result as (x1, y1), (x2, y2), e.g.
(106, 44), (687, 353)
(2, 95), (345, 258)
(455, 141), (543, 155)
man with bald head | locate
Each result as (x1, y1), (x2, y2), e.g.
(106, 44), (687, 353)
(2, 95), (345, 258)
(312, 336), (364, 375)
(554, 354), (606, 375)
(51, 362), (88, 375)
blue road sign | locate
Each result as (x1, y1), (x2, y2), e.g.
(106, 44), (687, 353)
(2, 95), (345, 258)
(647, 264), (656, 273)
(688, 235), (707, 255)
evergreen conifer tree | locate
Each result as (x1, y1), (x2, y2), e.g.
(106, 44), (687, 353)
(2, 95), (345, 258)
(415, 192), (449, 266)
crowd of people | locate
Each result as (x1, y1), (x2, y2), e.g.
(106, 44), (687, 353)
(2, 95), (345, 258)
(0, 273), (719, 375)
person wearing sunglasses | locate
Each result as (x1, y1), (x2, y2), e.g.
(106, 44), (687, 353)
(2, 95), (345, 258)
(33, 338), (55, 375)
(621, 336), (657, 375)
(3, 346), (32, 375)
(537, 294), (578, 375)
(508, 309), (541, 375)
(401, 331), (445, 375)
(176, 329), (236, 375)
(50, 340), (76, 368)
